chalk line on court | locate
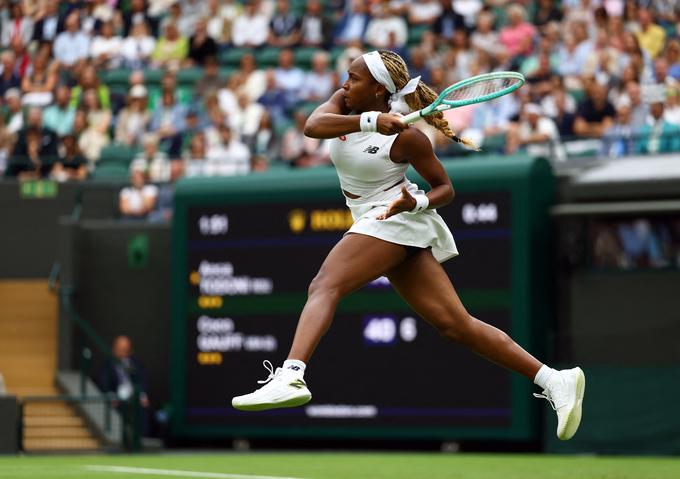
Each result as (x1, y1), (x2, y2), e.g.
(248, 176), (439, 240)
(83, 465), (307, 479)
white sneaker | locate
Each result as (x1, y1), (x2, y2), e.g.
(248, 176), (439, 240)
(232, 360), (312, 412)
(534, 367), (586, 441)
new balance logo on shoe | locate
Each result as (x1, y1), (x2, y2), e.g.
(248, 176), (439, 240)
(289, 379), (307, 389)
(287, 365), (301, 371)
(363, 146), (380, 154)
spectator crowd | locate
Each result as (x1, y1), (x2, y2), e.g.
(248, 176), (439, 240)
(0, 0), (679, 218)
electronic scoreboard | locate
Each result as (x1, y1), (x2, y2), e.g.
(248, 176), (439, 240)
(171, 157), (554, 440)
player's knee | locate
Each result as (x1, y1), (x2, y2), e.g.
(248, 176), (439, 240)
(439, 314), (475, 343)
(308, 273), (344, 303)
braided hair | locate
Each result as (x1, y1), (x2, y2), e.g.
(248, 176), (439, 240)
(378, 50), (479, 150)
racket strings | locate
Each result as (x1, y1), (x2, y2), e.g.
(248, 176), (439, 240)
(445, 78), (520, 103)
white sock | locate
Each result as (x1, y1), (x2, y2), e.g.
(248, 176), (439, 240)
(534, 364), (557, 390)
(283, 359), (306, 374)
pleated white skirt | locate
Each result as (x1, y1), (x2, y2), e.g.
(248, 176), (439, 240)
(345, 180), (459, 263)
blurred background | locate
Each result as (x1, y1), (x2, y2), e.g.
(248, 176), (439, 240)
(0, 0), (679, 463)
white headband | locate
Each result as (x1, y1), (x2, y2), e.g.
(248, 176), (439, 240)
(362, 51), (421, 115)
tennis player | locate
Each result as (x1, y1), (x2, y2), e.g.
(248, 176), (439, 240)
(232, 50), (585, 440)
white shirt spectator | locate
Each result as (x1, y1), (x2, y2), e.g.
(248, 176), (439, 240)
(364, 15), (408, 49)
(120, 184), (159, 215)
(91, 35), (123, 65)
(121, 35), (156, 66)
(520, 116), (564, 160)
(300, 71), (335, 101)
(275, 66), (305, 94)
(206, 139), (251, 176)
(232, 12), (269, 47)
(130, 152), (172, 183)
(238, 70), (267, 103)
(408, 0), (442, 25)
(1, 15), (33, 47)
(54, 31), (91, 66)
(232, 102), (265, 139)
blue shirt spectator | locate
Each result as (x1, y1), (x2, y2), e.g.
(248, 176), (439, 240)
(43, 86), (76, 137)
(53, 13), (90, 67)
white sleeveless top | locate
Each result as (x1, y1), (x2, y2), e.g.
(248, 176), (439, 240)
(329, 131), (406, 197)
(328, 131), (459, 263)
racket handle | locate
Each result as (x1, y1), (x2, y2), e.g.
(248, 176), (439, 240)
(400, 110), (423, 124)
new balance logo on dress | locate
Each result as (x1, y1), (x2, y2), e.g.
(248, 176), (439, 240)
(363, 146), (380, 154)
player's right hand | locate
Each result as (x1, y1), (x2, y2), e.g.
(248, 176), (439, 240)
(377, 113), (408, 135)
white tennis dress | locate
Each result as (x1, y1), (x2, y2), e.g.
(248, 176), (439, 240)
(329, 131), (458, 263)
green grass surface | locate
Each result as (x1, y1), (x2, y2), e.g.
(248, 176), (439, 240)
(1, 453), (680, 479)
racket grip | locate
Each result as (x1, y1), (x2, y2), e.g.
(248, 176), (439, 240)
(400, 110), (422, 124)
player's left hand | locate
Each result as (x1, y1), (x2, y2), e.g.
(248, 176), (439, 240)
(376, 185), (416, 220)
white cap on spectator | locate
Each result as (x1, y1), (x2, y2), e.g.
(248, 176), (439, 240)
(4, 88), (20, 100)
(130, 84), (148, 99)
(642, 84), (666, 104)
(524, 103), (542, 116)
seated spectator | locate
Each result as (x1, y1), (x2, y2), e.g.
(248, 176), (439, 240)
(0, 51), (20, 98)
(583, 29), (623, 81)
(432, 0), (464, 45)
(205, 0), (237, 45)
(300, 0), (331, 48)
(333, 0), (369, 46)
(408, 0), (442, 26)
(268, 0), (300, 48)
(364, 1), (408, 50)
(499, 4), (537, 60)
(250, 111), (277, 160)
(70, 63), (111, 110)
(7, 125), (56, 179)
(205, 124), (251, 176)
(574, 82), (616, 137)
(665, 87), (680, 126)
(274, 49), (305, 107)
(32, 0), (61, 45)
(618, 82), (648, 128)
(179, 108), (207, 154)
(602, 102), (637, 158)
(635, 8), (666, 60)
(234, 54), (267, 103)
(51, 134), (88, 181)
(300, 51), (337, 102)
(184, 132), (209, 177)
(506, 103), (564, 160)
(150, 90), (187, 156)
(533, 0), (562, 29)
(20, 51), (57, 107)
(13, 107), (59, 159)
(187, 19), (218, 67)
(160, 2), (194, 38)
(258, 69), (290, 129)
(194, 56), (222, 98)
(556, 32), (592, 87)
(408, 48), (431, 85)
(1, 1), (33, 48)
(232, 93), (264, 146)
(636, 90), (680, 154)
(281, 110), (329, 168)
(653, 58), (678, 91)
(91, 21), (123, 69)
(78, 89), (112, 163)
(10, 36), (30, 78)
(470, 11), (498, 55)
(0, 115), (13, 175)
(121, 21), (156, 69)
(231, 0), (269, 48)
(123, 0), (153, 37)
(4, 88), (24, 134)
(53, 12), (90, 69)
(115, 85), (151, 147)
(43, 85), (77, 137)
(148, 71), (192, 111)
(130, 134), (171, 183)
(152, 22), (188, 69)
(666, 40), (680, 80)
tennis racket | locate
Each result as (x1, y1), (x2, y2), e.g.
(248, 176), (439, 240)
(400, 71), (525, 125)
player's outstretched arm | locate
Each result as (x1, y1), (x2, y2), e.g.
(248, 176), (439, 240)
(304, 89), (406, 139)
